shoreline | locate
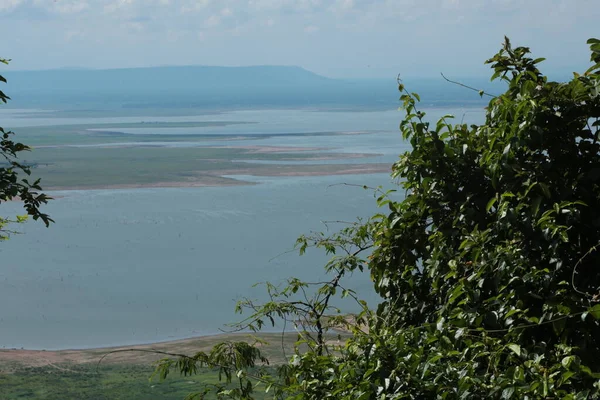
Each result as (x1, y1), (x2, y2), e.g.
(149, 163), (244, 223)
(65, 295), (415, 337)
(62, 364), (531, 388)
(2, 331), (259, 353)
(0, 332), (273, 370)
(0, 331), (348, 370)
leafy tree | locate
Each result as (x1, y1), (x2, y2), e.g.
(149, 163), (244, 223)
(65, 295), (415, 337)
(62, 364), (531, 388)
(1, 58), (52, 239)
(153, 37), (600, 399)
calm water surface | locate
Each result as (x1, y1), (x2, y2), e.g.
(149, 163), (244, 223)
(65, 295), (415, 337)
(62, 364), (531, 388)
(0, 107), (485, 350)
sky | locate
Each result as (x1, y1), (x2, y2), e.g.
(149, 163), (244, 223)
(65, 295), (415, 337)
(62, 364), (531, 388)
(0, 0), (598, 78)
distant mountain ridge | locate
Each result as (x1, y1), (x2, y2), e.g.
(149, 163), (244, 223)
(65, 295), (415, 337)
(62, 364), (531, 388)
(5, 65), (333, 91)
(2, 65), (496, 110)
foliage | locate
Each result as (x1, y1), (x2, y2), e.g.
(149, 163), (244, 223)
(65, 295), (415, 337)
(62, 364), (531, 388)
(0, 364), (277, 400)
(0, 57), (52, 239)
(156, 37), (600, 399)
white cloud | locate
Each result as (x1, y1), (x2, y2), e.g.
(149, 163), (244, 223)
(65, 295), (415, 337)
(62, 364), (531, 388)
(180, 0), (211, 13)
(52, 0), (89, 14)
(166, 29), (183, 41)
(295, 0), (323, 12)
(104, 0), (135, 14)
(64, 29), (84, 41)
(126, 20), (144, 32)
(304, 25), (319, 34)
(441, 0), (460, 8)
(0, 0), (22, 12)
(1, 0), (598, 77)
(204, 14), (220, 27)
(332, 0), (353, 12)
(247, 0), (282, 11)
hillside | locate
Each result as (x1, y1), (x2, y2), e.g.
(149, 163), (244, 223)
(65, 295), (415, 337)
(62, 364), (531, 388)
(5, 65), (333, 93)
(3, 65), (493, 111)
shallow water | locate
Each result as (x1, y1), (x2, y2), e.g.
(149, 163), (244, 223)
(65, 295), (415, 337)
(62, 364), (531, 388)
(0, 107), (485, 350)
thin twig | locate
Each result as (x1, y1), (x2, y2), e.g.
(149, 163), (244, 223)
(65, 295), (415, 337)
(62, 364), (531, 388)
(96, 348), (193, 372)
(96, 348), (283, 388)
(474, 312), (585, 334)
(571, 241), (600, 299)
(327, 182), (389, 198)
(268, 247), (301, 263)
(281, 318), (287, 361)
(440, 72), (497, 98)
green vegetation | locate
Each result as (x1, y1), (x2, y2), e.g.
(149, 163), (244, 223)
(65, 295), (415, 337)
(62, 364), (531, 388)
(0, 333), (334, 399)
(3, 37), (599, 399)
(0, 364), (270, 400)
(152, 38), (600, 398)
(0, 57), (51, 240)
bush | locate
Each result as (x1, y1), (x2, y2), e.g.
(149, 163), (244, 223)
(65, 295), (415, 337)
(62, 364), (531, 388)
(1, 57), (51, 239)
(158, 37), (600, 399)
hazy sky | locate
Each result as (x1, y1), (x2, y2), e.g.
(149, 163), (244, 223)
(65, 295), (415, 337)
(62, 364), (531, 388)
(1, 0), (598, 78)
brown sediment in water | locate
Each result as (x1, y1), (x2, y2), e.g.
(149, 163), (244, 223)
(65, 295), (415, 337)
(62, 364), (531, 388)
(43, 163), (391, 192)
(46, 180), (250, 191)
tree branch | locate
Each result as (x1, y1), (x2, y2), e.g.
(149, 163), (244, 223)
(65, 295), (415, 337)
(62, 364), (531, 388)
(440, 72), (497, 98)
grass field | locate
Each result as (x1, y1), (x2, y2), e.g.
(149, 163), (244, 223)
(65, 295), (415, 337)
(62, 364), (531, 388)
(0, 332), (341, 399)
(1, 364), (247, 400)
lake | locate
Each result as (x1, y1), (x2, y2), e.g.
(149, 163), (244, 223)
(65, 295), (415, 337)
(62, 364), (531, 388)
(0, 106), (485, 350)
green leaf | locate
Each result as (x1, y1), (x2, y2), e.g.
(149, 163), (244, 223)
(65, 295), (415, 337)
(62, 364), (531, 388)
(531, 196), (542, 217)
(507, 344), (521, 357)
(561, 356), (574, 369)
(436, 317), (445, 331)
(539, 183), (551, 198)
(501, 387), (515, 399)
(585, 62), (600, 74)
(559, 371), (576, 386)
(486, 197), (497, 212)
(588, 304), (600, 320)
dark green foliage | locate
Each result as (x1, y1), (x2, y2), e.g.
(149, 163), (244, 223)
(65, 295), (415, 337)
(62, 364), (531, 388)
(364, 36), (600, 398)
(159, 38), (600, 399)
(0, 58), (51, 238)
